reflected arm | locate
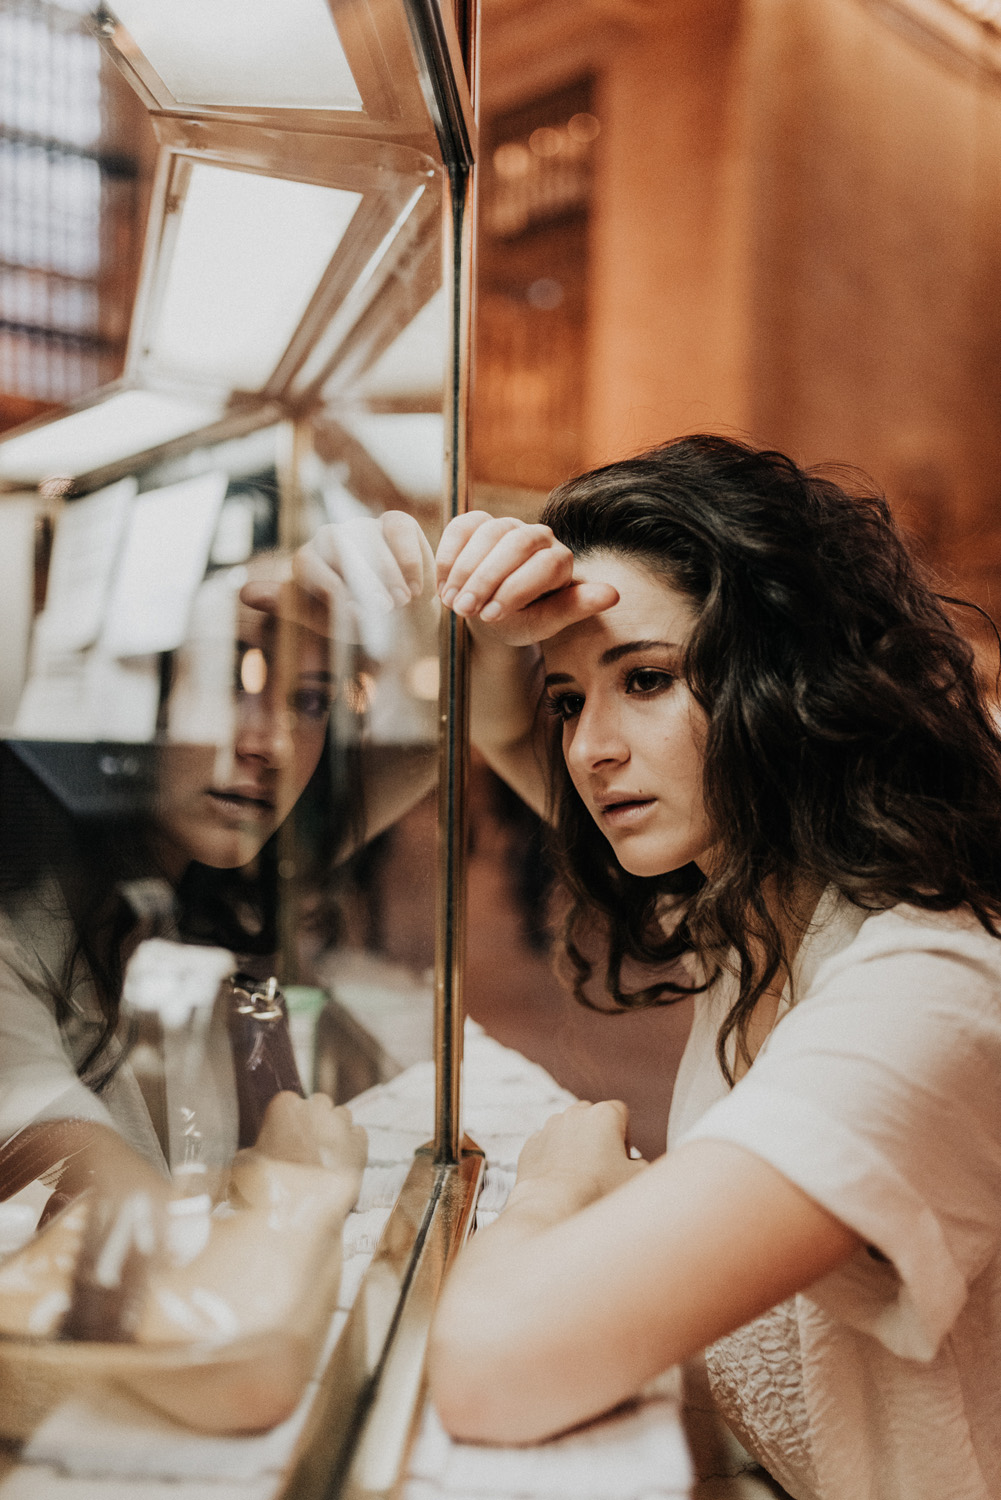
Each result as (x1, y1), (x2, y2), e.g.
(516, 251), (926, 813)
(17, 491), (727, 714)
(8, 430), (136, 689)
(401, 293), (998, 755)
(345, 741), (438, 854)
(0, 1118), (168, 1223)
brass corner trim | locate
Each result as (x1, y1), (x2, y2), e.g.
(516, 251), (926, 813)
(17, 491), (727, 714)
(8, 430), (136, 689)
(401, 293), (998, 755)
(281, 1139), (484, 1500)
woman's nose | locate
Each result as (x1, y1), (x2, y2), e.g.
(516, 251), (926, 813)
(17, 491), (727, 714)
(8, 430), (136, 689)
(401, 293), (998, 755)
(565, 699), (629, 776)
(234, 687), (294, 768)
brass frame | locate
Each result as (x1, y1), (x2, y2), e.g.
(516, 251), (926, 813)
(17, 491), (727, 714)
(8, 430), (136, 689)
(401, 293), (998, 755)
(312, 208), (442, 408)
(0, 380), (284, 494)
(281, 1143), (483, 1500)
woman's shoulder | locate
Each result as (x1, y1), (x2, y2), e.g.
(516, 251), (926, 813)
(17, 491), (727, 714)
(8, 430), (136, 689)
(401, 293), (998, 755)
(0, 878), (81, 1003)
(836, 899), (1001, 962)
(800, 895), (1001, 1023)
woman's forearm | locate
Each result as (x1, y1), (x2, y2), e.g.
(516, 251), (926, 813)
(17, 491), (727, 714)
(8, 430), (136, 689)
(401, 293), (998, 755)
(468, 630), (549, 815)
(428, 1138), (860, 1447)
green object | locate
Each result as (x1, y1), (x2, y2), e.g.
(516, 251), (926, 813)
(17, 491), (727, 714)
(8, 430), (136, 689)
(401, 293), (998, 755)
(283, 985), (327, 1016)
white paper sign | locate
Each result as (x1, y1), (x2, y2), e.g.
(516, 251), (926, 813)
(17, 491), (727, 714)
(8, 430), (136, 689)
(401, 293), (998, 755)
(34, 476), (136, 654)
(165, 568), (239, 748)
(100, 471), (228, 658)
(83, 650), (161, 741)
(13, 648), (91, 739)
(13, 648), (160, 742)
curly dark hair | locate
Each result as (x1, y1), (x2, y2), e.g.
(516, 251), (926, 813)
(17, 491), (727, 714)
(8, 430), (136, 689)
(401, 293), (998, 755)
(540, 433), (1001, 1081)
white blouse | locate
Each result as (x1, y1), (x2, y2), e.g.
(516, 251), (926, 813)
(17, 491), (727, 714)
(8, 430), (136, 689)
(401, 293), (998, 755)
(667, 890), (1001, 1500)
(0, 887), (166, 1170)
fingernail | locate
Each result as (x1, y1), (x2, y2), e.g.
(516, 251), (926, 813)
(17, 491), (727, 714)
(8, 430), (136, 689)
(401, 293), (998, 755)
(454, 591), (476, 615)
(441, 587), (457, 608)
(391, 586), (411, 607)
(480, 601), (501, 622)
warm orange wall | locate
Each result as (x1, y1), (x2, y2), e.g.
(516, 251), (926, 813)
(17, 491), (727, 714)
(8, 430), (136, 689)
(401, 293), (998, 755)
(583, 0), (752, 463)
(738, 0), (1001, 615)
(577, 0), (1001, 626)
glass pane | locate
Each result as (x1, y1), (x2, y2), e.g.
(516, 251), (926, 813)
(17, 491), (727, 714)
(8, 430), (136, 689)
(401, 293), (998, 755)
(0, 0), (452, 1438)
(148, 165), (363, 391)
(109, 0), (363, 111)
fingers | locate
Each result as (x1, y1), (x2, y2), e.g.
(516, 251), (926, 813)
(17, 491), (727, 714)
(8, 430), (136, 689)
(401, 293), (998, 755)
(474, 544), (573, 623)
(499, 577), (620, 640)
(435, 511), (501, 584)
(244, 514), (434, 641)
(380, 510), (433, 600)
(593, 1098), (630, 1140)
(253, 1091), (368, 1175)
(304, 521), (411, 613)
(255, 1091), (322, 1166)
(239, 577), (280, 614)
(306, 1095), (368, 1174)
(435, 515), (620, 646)
(437, 518), (569, 616)
(559, 1099), (629, 1135)
(240, 575), (331, 637)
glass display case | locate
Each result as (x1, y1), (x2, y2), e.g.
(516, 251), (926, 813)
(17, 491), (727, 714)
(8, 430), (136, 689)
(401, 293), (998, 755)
(0, 2), (479, 1494)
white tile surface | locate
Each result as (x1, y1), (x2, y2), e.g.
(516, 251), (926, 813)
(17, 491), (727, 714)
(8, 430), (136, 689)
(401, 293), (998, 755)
(5, 1027), (694, 1500)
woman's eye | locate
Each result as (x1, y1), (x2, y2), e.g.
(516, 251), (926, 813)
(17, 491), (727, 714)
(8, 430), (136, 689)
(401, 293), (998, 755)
(288, 687), (334, 720)
(625, 668), (674, 696)
(544, 691), (584, 723)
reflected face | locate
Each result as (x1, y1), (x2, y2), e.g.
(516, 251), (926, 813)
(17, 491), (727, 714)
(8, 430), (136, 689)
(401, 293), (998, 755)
(156, 598), (332, 874)
(542, 551), (714, 878)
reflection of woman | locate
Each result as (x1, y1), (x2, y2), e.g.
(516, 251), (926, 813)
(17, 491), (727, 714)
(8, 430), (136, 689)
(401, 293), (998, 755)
(0, 511), (434, 1206)
(430, 436), (1001, 1500)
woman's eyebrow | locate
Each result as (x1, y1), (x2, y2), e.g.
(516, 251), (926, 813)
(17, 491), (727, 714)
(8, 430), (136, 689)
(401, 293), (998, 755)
(298, 669), (334, 682)
(600, 639), (681, 666)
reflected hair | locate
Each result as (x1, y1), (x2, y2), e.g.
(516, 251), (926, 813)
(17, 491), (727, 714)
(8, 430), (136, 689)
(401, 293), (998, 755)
(540, 433), (1001, 1081)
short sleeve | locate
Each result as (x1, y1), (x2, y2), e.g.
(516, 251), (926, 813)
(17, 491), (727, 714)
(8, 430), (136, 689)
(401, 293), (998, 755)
(677, 907), (1001, 1361)
(0, 926), (114, 1141)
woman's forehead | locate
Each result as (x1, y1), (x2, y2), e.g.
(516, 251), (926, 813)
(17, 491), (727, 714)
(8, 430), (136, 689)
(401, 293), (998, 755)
(544, 550), (696, 669)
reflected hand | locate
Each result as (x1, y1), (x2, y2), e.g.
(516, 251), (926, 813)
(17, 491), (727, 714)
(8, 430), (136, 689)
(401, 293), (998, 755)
(253, 1091), (368, 1178)
(240, 512), (436, 641)
(436, 513), (618, 646)
(509, 1100), (646, 1220)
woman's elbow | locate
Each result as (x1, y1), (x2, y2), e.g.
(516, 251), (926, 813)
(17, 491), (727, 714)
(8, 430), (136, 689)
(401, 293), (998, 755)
(427, 1310), (557, 1446)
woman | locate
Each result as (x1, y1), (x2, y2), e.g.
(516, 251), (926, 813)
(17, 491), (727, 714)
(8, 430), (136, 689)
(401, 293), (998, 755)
(0, 510), (434, 1205)
(427, 435), (1001, 1500)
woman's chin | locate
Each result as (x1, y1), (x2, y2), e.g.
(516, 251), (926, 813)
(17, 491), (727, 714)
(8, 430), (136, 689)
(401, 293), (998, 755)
(612, 839), (713, 880)
(198, 833), (270, 869)
(160, 820), (271, 872)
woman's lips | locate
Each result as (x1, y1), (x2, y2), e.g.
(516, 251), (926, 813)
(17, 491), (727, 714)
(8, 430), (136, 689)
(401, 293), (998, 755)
(205, 788), (276, 821)
(597, 796), (656, 828)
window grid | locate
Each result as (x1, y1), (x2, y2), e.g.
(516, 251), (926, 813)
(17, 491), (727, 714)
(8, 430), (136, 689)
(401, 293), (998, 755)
(0, 0), (135, 408)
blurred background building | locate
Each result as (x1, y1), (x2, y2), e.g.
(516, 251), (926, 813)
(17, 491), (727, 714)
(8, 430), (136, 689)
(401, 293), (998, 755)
(4, 0), (1001, 1154)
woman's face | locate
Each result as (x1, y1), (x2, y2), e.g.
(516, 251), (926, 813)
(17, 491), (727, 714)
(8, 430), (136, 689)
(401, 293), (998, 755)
(155, 596), (332, 875)
(542, 550), (715, 878)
